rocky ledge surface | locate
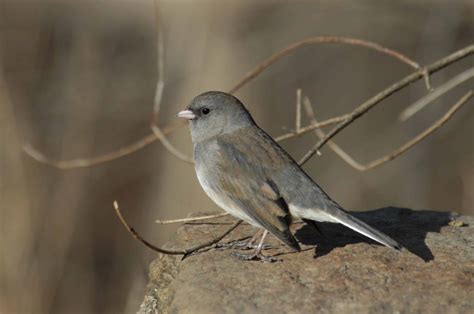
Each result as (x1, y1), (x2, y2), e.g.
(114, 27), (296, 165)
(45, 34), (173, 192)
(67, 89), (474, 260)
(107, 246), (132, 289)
(139, 207), (474, 313)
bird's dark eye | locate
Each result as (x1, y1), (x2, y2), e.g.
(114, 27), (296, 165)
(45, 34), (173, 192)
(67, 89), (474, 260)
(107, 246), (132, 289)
(201, 107), (210, 115)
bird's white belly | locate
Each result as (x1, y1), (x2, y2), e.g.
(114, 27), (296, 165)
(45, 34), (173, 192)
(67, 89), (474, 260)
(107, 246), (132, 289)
(289, 204), (337, 223)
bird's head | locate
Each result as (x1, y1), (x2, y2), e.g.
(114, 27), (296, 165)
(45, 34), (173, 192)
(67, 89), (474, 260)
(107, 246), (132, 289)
(177, 91), (255, 143)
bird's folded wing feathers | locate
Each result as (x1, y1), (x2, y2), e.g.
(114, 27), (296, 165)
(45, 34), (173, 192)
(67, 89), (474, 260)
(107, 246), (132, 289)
(215, 138), (300, 250)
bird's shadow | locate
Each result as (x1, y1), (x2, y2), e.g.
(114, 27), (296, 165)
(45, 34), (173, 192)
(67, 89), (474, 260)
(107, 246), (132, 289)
(294, 207), (454, 262)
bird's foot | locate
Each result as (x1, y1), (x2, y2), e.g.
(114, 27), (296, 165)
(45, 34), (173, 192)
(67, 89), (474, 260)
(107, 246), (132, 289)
(230, 251), (280, 263)
(216, 239), (272, 251)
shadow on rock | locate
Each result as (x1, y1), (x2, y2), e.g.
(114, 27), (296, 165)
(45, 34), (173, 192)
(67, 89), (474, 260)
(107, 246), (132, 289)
(294, 207), (452, 262)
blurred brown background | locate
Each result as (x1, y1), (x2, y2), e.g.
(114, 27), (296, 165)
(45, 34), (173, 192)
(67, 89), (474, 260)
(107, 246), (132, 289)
(1, 0), (473, 312)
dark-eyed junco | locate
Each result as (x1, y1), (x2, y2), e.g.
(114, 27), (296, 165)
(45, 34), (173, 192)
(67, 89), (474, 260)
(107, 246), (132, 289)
(177, 91), (403, 261)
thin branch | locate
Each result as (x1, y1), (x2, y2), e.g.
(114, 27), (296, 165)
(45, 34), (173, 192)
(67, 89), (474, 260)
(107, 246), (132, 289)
(399, 67), (474, 121)
(274, 114), (349, 141)
(113, 201), (241, 255)
(22, 2), (193, 169)
(303, 91), (473, 171)
(421, 67), (434, 91)
(22, 41), (472, 169)
(298, 44), (474, 165)
(148, 1), (193, 164)
(19, 36), (424, 168)
(114, 201), (184, 254)
(269, 36), (425, 143)
(229, 36), (421, 94)
(303, 96), (365, 170)
(152, 0), (165, 124)
(295, 88), (302, 132)
(156, 213), (229, 224)
(151, 125), (193, 163)
(23, 119), (186, 170)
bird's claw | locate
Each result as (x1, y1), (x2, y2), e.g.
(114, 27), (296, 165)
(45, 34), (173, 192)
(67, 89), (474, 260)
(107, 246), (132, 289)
(230, 251), (280, 263)
(216, 240), (272, 251)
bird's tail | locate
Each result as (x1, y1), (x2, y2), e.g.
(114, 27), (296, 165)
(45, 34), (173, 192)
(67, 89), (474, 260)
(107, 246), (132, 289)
(300, 206), (404, 250)
(330, 210), (404, 250)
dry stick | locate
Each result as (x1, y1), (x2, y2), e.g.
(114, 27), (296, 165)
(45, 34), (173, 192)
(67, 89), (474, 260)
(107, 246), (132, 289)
(274, 114), (348, 141)
(399, 67), (474, 121)
(156, 213), (229, 224)
(303, 97), (370, 171)
(22, 119), (186, 170)
(113, 201), (241, 255)
(273, 49), (465, 143)
(22, 3), (194, 169)
(152, 0), (165, 124)
(298, 44), (474, 165)
(151, 125), (193, 164)
(295, 89), (302, 132)
(252, 36), (424, 142)
(228, 36), (421, 94)
(303, 91), (473, 171)
(149, 1), (193, 163)
(23, 37), (420, 168)
(22, 40), (469, 170)
(248, 36), (422, 142)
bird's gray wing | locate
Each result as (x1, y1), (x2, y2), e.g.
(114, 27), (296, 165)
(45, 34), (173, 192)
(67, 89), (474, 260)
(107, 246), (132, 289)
(222, 127), (404, 251)
(214, 137), (300, 251)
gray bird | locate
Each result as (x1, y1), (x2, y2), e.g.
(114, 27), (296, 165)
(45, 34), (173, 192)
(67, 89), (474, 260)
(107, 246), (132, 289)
(177, 91), (403, 261)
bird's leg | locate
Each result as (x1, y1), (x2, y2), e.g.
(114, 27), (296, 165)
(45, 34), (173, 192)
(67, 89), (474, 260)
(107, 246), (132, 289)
(231, 230), (279, 262)
(216, 230), (271, 250)
(232, 230), (262, 249)
(215, 234), (255, 250)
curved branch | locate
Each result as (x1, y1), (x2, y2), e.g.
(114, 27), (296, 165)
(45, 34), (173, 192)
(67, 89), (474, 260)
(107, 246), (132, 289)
(156, 213), (229, 224)
(113, 201), (241, 255)
(151, 125), (193, 163)
(399, 67), (474, 121)
(23, 41), (472, 169)
(152, 0), (165, 124)
(299, 44), (474, 165)
(303, 91), (473, 171)
(228, 36), (420, 94)
(23, 119), (186, 170)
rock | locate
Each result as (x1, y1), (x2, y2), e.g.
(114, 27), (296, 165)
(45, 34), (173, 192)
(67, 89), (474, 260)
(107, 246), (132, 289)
(139, 207), (474, 313)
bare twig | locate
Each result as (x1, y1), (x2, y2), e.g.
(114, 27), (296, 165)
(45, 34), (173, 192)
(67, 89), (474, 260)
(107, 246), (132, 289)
(399, 67), (474, 121)
(151, 125), (193, 163)
(149, 1), (193, 163)
(303, 92), (473, 171)
(298, 44), (474, 165)
(295, 89), (302, 132)
(22, 3), (192, 170)
(421, 67), (434, 91)
(24, 37), (474, 178)
(274, 115), (349, 141)
(152, 0), (165, 124)
(228, 36), (421, 94)
(22, 119), (185, 170)
(303, 96), (366, 170)
(156, 213), (229, 224)
(270, 36), (427, 142)
(27, 36), (407, 169)
(113, 201), (241, 255)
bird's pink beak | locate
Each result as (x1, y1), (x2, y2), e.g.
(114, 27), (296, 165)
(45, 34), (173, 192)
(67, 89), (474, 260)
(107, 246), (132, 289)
(176, 109), (196, 120)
